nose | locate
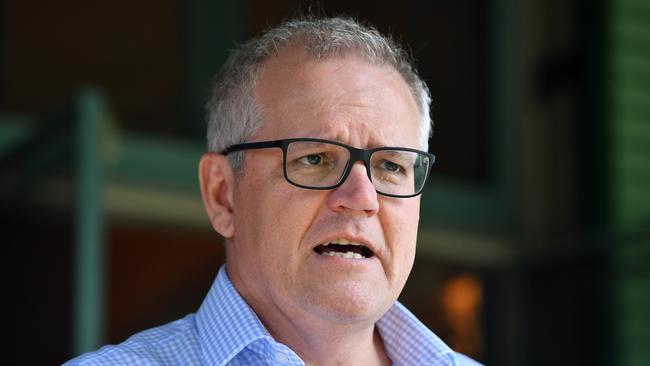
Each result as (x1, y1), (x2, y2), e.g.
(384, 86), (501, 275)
(326, 162), (379, 216)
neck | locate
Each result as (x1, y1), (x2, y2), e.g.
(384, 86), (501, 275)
(261, 307), (391, 366)
(231, 277), (391, 365)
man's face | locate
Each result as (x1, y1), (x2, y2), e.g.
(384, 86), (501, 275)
(226, 48), (423, 326)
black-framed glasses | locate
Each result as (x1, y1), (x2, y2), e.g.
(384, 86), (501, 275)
(222, 138), (436, 198)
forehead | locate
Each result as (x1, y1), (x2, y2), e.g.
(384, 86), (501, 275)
(251, 48), (422, 148)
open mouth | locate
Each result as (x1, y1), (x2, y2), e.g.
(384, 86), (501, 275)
(313, 239), (374, 259)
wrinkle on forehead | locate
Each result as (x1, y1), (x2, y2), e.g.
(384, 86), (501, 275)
(251, 48), (421, 148)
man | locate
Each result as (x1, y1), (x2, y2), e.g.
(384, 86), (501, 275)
(65, 16), (482, 365)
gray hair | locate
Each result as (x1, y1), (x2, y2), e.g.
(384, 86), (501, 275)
(206, 16), (432, 170)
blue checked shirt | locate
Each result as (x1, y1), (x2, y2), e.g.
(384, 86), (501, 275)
(64, 266), (483, 365)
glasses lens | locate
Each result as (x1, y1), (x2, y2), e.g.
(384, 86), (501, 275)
(370, 150), (430, 196)
(286, 141), (349, 187)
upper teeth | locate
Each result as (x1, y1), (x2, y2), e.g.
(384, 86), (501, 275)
(322, 238), (363, 246)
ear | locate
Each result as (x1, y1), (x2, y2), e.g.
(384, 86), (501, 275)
(199, 152), (235, 238)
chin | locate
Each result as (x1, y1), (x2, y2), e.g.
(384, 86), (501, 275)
(297, 282), (391, 324)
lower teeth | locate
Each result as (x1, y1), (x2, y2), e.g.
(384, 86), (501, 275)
(322, 251), (364, 259)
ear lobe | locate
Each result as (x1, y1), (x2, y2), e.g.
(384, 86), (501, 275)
(199, 152), (235, 238)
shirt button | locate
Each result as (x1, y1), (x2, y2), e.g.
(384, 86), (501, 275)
(276, 353), (289, 363)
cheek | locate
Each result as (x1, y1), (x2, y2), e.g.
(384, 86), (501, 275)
(234, 173), (323, 260)
(381, 199), (420, 271)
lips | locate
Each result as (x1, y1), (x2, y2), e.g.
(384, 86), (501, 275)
(313, 238), (374, 259)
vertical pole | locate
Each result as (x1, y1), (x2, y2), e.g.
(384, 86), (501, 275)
(182, 0), (243, 137)
(491, 1), (525, 365)
(73, 89), (105, 355)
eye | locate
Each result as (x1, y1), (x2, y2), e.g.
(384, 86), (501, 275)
(379, 159), (402, 173)
(298, 153), (325, 165)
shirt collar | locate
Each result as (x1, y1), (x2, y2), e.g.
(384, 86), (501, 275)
(196, 265), (275, 365)
(196, 265), (458, 366)
(377, 301), (458, 365)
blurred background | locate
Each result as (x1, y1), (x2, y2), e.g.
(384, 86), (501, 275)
(2, 0), (649, 365)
